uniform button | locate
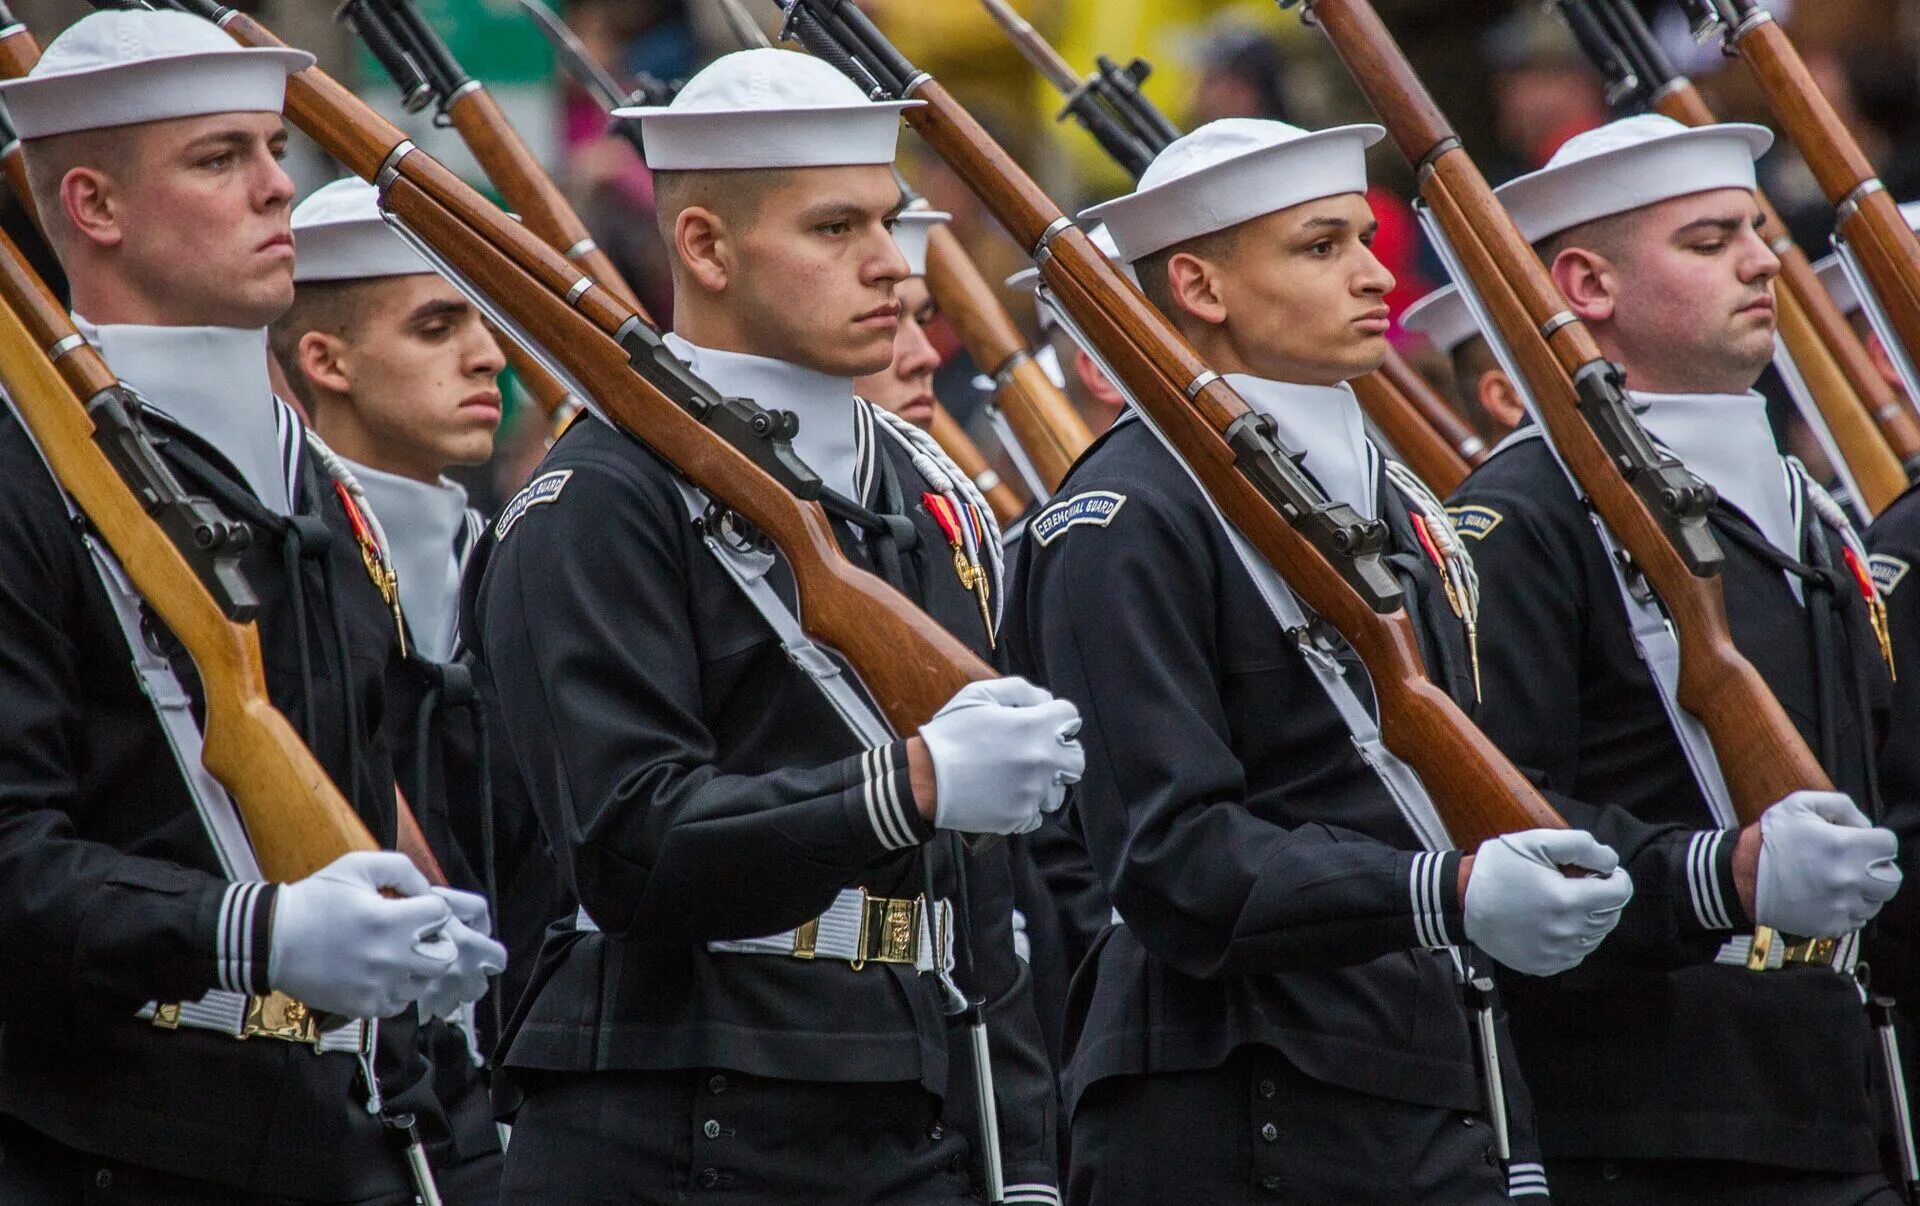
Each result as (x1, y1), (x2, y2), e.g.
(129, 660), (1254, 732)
(1257, 1079), (1276, 1099)
(1261, 1174), (1283, 1195)
(1260, 1122), (1278, 1143)
(702, 1119), (722, 1140)
(699, 1167), (722, 1189)
(929, 1122), (944, 1141)
(94, 1169), (113, 1189)
(707, 1074), (728, 1094)
(1484, 1145), (1499, 1168)
(1461, 1115), (1476, 1127)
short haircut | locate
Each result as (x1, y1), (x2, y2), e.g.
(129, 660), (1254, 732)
(1532, 208), (1637, 275)
(1447, 332), (1507, 441)
(20, 128), (136, 256)
(651, 167), (789, 250)
(1132, 223), (1243, 326)
(267, 278), (376, 409)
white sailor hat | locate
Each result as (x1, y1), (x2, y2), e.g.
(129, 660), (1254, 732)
(613, 47), (919, 171)
(290, 178), (432, 284)
(1813, 201), (1920, 316)
(892, 209), (951, 278)
(0, 9), (311, 141)
(1492, 113), (1772, 244)
(1006, 223), (1130, 332)
(1078, 117), (1384, 264)
(1401, 283), (1480, 356)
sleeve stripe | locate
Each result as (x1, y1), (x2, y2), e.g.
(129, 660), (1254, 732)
(1507, 1161), (1550, 1197)
(217, 881), (263, 994)
(1003, 1186), (1061, 1206)
(1410, 851), (1453, 949)
(862, 746), (917, 850)
(1688, 830), (1734, 930)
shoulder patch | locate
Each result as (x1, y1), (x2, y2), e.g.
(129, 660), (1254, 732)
(494, 469), (573, 541)
(1871, 553), (1911, 597)
(1031, 490), (1127, 546)
(1446, 503), (1504, 541)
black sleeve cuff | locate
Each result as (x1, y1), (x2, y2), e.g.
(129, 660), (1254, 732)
(1410, 849), (1466, 949)
(847, 742), (934, 852)
(1683, 829), (1745, 932)
(214, 880), (278, 996)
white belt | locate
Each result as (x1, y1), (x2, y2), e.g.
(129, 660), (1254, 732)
(706, 888), (955, 974)
(136, 989), (369, 1054)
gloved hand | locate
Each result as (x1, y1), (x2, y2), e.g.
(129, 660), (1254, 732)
(1464, 829), (1633, 977)
(416, 886), (508, 1021)
(1755, 791), (1901, 937)
(920, 677), (1084, 836)
(268, 851), (457, 1020)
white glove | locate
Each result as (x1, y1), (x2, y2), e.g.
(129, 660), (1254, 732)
(1464, 829), (1633, 977)
(1755, 791), (1902, 938)
(268, 851), (457, 1020)
(920, 677), (1084, 836)
(416, 886), (508, 1021)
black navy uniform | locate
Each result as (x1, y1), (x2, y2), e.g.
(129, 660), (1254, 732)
(473, 410), (1059, 1202)
(0, 403), (428, 1203)
(1452, 435), (1908, 1202)
(1007, 412), (1537, 1205)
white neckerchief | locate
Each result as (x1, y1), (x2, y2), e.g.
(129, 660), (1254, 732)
(662, 331), (862, 502)
(1633, 390), (1797, 558)
(1224, 373), (1378, 519)
(74, 315), (290, 515)
(346, 459), (468, 662)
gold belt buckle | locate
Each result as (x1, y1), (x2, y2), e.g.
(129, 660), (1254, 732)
(855, 893), (922, 969)
(242, 991), (321, 1044)
(1781, 937), (1839, 967)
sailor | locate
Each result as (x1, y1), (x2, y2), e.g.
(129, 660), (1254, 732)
(854, 205), (948, 432)
(274, 174), (511, 1200)
(472, 48), (1073, 1204)
(1006, 225), (1128, 441)
(1449, 113), (1910, 1204)
(0, 10), (501, 1202)
(1401, 282), (1525, 443)
(1008, 116), (1633, 1205)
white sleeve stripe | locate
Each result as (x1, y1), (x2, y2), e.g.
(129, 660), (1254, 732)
(1688, 831), (1733, 930)
(861, 747), (916, 850)
(217, 881), (261, 994)
(1002, 1187), (1061, 1206)
(1410, 852), (1451, 949)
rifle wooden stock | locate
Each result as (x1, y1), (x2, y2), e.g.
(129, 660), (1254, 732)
(928, 399), (1026, 524)
(1351, 369), (1469, 494)
(1719, 9), (1920, 385)
(1303, 0), (1832, 822)
(440, 81), (650, 319)
(0, 234), (380, 881)
(501, 337), (576, 418)
(1647, 75), (1917, 512)
(1379, 349), (1486, 470)
(923, 222), (1091, 491)
(0, 16), (35, 79)
(200, 8), (995, 733)
(885, 70), (1564, 847)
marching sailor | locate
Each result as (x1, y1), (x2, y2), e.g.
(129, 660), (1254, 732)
(1449, 113), (1911, 1204)
(0, 11), (500, 1201)
(1008, 116), (1633, 1205)
(1402, 282), (1526, 444)
(471, 48), (1072, 1203)
(275, 175), (512, 1200)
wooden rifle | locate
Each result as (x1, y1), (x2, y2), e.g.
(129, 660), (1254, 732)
(1556, 0), (1919, 515)
(1284, 1), (1836, 962)
(0, 2), (36, 229)
(0, 228), (382, 882)
(1678, 0), (1920, 411)
(771, 0), (1570, 851)
(973, 0), (1482, 494)
(154, 0), (995, 740)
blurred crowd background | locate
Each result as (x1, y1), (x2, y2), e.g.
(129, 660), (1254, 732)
(8, 0), (1920, 508)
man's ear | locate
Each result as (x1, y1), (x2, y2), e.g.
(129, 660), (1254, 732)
(674, 205), (731, 294)
(60, 166), (124, 250)
(1477, 368), (1527, 434)
(296, 330), (354, 399)
(1549, 246), (1616, 324)
(1073, 347), (1126, 412)
(1165, 251), (1229, 327)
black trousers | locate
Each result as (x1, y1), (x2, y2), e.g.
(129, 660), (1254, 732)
(0, 1115), (423, 1206)
(1548, 1157), (1905, 1205)
(499, 1068), (981, 1204)
(1066, 1046), (1507, 1206)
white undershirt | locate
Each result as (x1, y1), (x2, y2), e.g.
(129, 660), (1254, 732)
(1224, 373), (1378, 519)
(75, 315), (289, 515)
(663, 332), (861, 502)
(346, 459), (468, 662)
(1633, 390), (1796, 558)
